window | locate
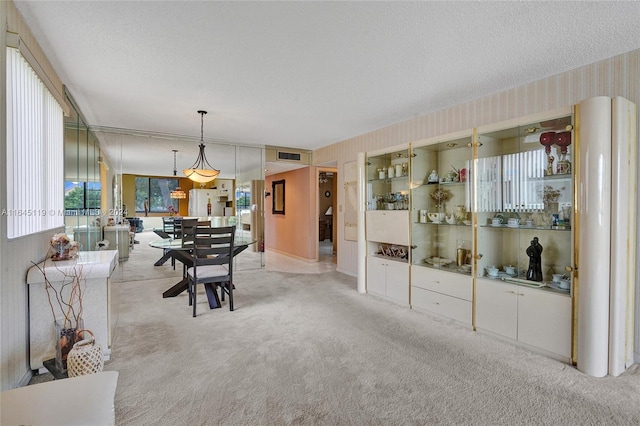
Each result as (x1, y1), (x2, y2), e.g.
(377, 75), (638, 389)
(6, 48), (64, 238)
(135, 177), (180, 213)
(235, 185), (251, 213)
(64, 181), (101, 216)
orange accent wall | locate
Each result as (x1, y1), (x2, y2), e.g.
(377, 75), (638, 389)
(265, 167), (316, 260)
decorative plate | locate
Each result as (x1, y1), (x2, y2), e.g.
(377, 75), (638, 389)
(424, 257), (454, 266)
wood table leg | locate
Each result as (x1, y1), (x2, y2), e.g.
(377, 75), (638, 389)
(162, 278), (188, 298)
(204, 283), (221, 309)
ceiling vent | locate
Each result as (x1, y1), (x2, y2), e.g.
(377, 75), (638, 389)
(265, 146), (311, 165)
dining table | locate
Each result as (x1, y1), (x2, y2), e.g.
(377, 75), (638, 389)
(149, 236), (255, 307)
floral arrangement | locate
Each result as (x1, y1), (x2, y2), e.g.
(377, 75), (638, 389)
(50, 233), (80, 261)
(167, 205), (177, 216)
(430, 188), (452, 209)
(541, 185), (564, 204)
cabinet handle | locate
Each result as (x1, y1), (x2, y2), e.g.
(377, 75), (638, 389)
(507, 290), (516, 294)
(411, 245), (417, 249)
(467, 142), (473, 148)
(475, 254), (483, 259)
(475, 142), (483, 147)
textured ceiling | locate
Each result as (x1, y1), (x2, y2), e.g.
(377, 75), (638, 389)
(13, 1), (640, 176)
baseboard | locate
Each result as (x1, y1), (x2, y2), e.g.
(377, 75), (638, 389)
(336, 267), (356, 277)
(266, 247), (317, 263)
(17, 369), (33, 387)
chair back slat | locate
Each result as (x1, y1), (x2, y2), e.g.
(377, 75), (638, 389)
(192, 226), (235, 267)
(180, 219), (200, 248)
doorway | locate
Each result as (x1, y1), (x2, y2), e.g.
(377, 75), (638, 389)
(318, 168), (337, 264)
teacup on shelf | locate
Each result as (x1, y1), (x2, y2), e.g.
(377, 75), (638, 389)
(559, 278), (571, 290)
(486, 266), (499, 277)
(507, 218), (520, 228)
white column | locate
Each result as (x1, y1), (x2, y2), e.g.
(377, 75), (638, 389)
(609, 97), (637, 376)
(577, 96), (612, 377)
(357, 152), (367, 293)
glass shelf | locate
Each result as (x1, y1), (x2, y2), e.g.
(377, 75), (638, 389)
(414, 222), (472, 227)
(480, 224), (571, 231)
(368, 175), (409, 183)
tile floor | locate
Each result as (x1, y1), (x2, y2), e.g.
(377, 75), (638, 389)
(265, 240), (336, 274)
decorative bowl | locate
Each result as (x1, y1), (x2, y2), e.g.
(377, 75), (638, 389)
(427, 212), (445, 223)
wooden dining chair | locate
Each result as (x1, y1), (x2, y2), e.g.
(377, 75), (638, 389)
(186, 225), (236, 316)
(172, 218), (199, 272)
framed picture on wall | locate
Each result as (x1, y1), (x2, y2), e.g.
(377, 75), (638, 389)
(272, 180), (285, 214)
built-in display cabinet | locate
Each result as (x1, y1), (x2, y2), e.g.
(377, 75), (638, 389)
(365, 148), (411, 306)
(410, 132), (474, 324)
(474, 112), (574, 360)
(362, 99), (637, 374)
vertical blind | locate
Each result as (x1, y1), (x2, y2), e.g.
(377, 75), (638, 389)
(6, 47), (64, 238)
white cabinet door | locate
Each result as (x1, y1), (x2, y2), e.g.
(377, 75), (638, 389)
(365, 210), (410, 246)
(385, 260), (409, 304)
(476, 279), (518, 340)
(366, 256), (386, 297)
(517, 287), (572, 358)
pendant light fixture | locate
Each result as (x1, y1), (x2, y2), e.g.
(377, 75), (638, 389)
(183, 110), (220, 183)
(170, 150), (186, 199)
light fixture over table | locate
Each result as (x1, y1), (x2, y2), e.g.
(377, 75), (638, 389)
(170, 149), (187, 199)
(183, 110), (220, 183)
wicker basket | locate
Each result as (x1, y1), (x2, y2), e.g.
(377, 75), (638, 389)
(67, 330), (104, 377)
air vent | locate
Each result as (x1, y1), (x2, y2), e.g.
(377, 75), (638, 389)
(278, 152), (301, 161)
(265, 146), (311, 165)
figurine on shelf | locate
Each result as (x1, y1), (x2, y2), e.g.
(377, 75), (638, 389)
(427, 170), (439, 184)
(545, 155), (555, 176)
(540, 131), (556, 176)
(526, 237), (543, 282)
(555, 131), (572, 174)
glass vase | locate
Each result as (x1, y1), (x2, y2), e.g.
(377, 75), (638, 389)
(54, 318), (84, 372)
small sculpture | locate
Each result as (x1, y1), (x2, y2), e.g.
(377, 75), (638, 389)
(545, 155), (555, 176)
(427, 170), (439, 183)
(526, 237), (543, 282)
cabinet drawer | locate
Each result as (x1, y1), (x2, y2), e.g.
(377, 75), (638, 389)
(411, 266), (472, 301)
(411, 286), (472, 325)
(366, 210), (409, 245)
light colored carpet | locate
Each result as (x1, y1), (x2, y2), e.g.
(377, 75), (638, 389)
(37, 232), (640, 424)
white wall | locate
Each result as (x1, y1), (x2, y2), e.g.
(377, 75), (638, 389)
(1, 1), (66, 391)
